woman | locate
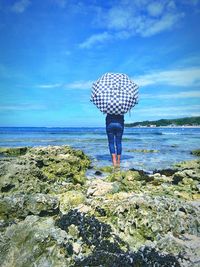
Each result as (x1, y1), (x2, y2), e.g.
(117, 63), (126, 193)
(106, 113), (124, 167)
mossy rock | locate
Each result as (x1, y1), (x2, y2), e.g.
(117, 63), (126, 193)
(173, 159), (200, 170)
(87, 179), (120, 197)
(172, 169), (200, 185)
(106, 170), (151, 192)
(0, 216), (70, 267)
(98, 166), (113, 173)
(191, 149), (200, 157)
(42, 161), (73, 180)
(0, 146), (90, 196)
(0, 193), (59, 222)
(73, 173), (86, 185)
(192, 193), (200, 199)
(95, 193), (200, 252)
(0, 147), (29, 156)
(58, 191), (86, 213)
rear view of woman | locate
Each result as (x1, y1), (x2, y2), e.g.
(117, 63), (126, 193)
(106, 113), (124, 168)
(90, 72), (138, 168)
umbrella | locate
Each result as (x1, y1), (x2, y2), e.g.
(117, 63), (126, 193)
(90, 72), (139, 115)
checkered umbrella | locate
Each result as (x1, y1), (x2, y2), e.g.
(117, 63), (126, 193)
(90, 72), (139, 115)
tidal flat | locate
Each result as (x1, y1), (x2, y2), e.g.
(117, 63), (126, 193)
(0, 145), (199, 267)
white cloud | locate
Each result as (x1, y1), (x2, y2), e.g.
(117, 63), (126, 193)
(137, 105), (200, 112)
(116, 1), (183, 37)
(174, 91), (200, 98)
(36, 67), (200, 91)
(135, 67), (200, 87)
(101, 1), (181, 34)
(36, 83), (62, 89)
(36, 81), (93, 90)
(64, 80), (93, 89)
(79, 0), (197, 48)
(0, 104), (46, 111)
(135, 105), (200, 118)
(79, 30), (133, 48)
(142, 90), (200, 99)
(147, 2), (165, 17)
(139, 12), (184, 37)
(105, 6), (133, 30)
(79, 32), (113, 49)
(11, 0), (31, 13)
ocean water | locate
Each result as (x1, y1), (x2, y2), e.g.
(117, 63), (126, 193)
(0, 127), (199, 172)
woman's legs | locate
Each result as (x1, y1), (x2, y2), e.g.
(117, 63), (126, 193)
(115, 126), (123, 167)
(106, 125), (116, 166)
(111, 153), (117, 166)
(117, 155), (121, 166)
(106, 123), (123, 167)
(106, 130), (115, 155)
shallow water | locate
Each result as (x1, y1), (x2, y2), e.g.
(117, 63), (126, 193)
(0, 127), (199, 172)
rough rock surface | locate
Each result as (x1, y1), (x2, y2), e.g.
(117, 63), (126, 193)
(0, 146), (199, 267)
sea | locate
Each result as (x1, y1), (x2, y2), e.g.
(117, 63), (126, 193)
(0, 127), (199, 173)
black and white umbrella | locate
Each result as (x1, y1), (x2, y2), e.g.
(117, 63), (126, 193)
(90, 72), (139, 115)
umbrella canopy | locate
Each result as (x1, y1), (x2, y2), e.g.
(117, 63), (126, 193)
(90, 72), (139, 115)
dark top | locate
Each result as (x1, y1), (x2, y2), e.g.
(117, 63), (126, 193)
(106, 114), (124, 127)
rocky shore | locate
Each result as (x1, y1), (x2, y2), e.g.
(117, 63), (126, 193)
(0, 145), (199, 267)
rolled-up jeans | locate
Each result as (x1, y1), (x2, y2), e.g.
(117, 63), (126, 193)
(106, 122), (124, 155)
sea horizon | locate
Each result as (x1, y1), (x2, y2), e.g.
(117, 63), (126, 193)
(0, 125), (200, 128)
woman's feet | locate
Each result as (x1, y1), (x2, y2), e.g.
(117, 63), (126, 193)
(111, 154), (121, 171)
(111, 154), (117, 166)
(117, 154), (121, 167)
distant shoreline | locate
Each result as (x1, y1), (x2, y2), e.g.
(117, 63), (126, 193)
(125, 116), (200, 128)
(125, 125), (200, 128)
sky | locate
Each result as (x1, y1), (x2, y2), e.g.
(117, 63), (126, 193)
(0, 0), (200, 127)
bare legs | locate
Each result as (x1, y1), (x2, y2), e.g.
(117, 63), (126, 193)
(117, 154), (121, 167)
(111, 154), (116, 166)
(111, 154), (121, 167)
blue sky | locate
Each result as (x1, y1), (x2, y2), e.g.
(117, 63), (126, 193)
(0, 0), (200, 127)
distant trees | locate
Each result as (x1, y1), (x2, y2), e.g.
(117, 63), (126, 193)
(125, 117), (200, 127)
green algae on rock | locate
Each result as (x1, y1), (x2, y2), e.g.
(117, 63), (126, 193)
(0, 146), (91, 195)
(191, 149), (200, 157)
(58, 191), (86, 214)
(102, 162), (200, 201)
(0, 216), (71, 267)
(91, 193), (200, 248)
(0, 193), (59, 223)
(174, 159), (200, 170)
(105, 170), (153, 193)
(97, 165), (113, 173)
(0, 147), (29, 156)
(28, 146), (90, 185)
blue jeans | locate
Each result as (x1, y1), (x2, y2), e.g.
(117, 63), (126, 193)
(106, 122), (124, 155)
